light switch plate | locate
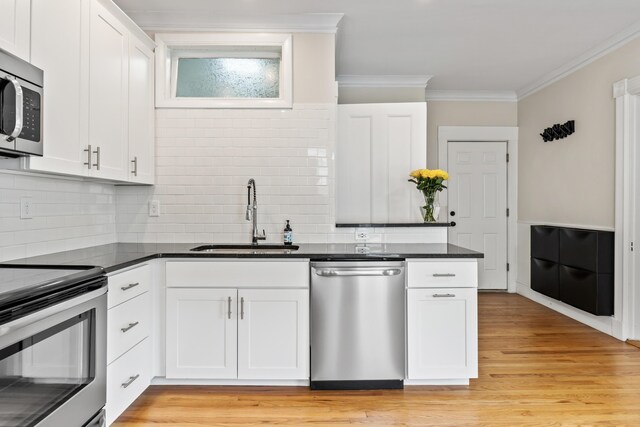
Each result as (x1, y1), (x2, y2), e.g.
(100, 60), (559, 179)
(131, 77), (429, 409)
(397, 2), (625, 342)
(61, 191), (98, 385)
(20, 198), (33, 219)
(149, 200), (160, 217)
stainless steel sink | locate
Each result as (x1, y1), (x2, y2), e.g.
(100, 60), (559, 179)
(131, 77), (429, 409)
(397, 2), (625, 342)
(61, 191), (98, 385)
(191, 244), (300, 254)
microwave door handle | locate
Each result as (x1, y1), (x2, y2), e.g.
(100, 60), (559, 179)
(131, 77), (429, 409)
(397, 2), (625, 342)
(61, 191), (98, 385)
(4, 76), (23, 142)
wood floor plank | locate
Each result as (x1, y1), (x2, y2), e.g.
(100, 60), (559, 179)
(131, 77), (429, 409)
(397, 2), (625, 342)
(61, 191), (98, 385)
(114, 293), (640, 426)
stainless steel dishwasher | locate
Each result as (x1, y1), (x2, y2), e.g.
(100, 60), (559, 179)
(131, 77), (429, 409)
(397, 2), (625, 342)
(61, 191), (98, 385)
(310, 261), (405, 390)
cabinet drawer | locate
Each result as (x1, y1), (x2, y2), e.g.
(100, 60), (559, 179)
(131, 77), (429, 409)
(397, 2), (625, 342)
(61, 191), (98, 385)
(559, 265), (613, 316)
(407, 260), (478, 288)
(108, 264), (151, 309)
(107, 292), (151, 365)
(166, 260), (309, 288)
(531, 226), (559, 262)
(106, 338), (151, 425)
(531, 258), (559, 300)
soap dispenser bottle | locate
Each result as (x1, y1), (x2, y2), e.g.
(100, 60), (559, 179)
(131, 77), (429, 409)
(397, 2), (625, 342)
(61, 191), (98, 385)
(283, 220), (293, 245)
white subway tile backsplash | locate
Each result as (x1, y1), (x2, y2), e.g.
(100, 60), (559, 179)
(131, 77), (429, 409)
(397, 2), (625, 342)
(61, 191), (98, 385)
(0, 172), (116, 262)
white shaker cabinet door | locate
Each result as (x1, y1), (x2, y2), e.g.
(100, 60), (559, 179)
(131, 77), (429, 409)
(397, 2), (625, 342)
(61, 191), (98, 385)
(0, 0), (30, 60)
(166, 288), (238, 379)
(28, 0), (89, 177)
(237, 289), (309, 380)
(407, 287), (478, 380)
(88, 0), (129, 181)
(127, 37), (155, 184)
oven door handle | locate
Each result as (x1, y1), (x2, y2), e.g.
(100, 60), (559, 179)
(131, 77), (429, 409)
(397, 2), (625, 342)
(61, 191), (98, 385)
(0, 287), (106, 338)
(4, 75), (23, 142)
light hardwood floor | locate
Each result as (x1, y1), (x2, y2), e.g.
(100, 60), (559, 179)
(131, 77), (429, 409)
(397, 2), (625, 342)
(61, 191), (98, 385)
(114, 293), (640, 426)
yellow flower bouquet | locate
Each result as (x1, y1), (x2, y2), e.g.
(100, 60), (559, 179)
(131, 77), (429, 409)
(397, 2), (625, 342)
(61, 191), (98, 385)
(408, 169), (449, 222)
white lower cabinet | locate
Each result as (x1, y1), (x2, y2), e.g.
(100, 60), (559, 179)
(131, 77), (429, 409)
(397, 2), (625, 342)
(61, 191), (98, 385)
(165, 260), (310, 382)
(166, 288), (237, 379)
(237, 289), (309, 380)
(106, 264), (152, 425)
(407, 288), (478, 380)
(406, 259), (479, 383)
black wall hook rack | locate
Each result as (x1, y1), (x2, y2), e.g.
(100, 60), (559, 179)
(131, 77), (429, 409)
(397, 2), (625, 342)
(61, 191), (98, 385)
(540, 120), (575, 142)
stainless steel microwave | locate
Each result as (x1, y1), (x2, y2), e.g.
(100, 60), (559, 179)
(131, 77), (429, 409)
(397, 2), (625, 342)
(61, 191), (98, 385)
(0, 48), (43, 157)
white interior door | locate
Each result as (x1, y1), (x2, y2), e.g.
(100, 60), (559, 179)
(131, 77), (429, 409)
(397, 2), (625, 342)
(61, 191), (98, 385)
(447, 141), (508, 290)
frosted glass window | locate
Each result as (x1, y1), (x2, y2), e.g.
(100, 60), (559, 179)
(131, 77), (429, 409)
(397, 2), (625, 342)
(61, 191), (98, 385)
(176, 57), (280, 98)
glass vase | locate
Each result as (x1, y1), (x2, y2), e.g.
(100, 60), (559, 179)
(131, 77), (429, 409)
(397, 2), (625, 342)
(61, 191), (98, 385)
(421, 191), (440, 222)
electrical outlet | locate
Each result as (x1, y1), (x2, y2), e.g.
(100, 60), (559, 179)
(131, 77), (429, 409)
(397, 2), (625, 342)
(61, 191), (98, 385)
(355, 229), (369, 241)
(20, 198), (33, 219)
(149, 200), (160, 217)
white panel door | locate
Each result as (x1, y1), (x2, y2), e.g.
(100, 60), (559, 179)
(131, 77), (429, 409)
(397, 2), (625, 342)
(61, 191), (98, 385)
(337, 103), (426, 223)
(447, 142), (508, 290)
(407, 288), (478, 380)
(0, 0), (30, 60)
(127, 38), (155, 184)
(166, 288), (237, 379)
(88, 0), (129, 181)
(237, 289), (309, 380)
(28, 0), (89, 177)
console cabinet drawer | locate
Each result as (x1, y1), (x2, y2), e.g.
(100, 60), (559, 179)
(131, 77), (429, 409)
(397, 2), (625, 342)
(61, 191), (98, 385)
(108, 264), (151, 308)
(407, 260), (478, 288)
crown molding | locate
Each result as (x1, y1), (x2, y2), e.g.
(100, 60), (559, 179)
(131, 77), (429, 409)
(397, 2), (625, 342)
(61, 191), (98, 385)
(122, 12), (344, 34)
(425, 90), (517, 102)
(517, 20), (640, 100)
(337, 75), (433, 88)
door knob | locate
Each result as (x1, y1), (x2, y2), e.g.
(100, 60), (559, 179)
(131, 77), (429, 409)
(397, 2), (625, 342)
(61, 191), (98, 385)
(450, 211), (456, 217)
(450, 221), (457, 227)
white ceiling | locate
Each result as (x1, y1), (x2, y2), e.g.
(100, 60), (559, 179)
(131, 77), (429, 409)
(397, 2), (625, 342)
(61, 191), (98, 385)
(114, 0), (640, 95)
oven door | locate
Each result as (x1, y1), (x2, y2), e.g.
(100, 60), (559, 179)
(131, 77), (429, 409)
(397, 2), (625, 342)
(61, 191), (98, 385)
(0, 73), (42, 156)
(0, 288), (106, 427)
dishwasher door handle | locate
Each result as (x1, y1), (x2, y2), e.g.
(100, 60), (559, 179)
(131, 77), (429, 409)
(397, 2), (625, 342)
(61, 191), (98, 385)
(315, 269), (402, 277)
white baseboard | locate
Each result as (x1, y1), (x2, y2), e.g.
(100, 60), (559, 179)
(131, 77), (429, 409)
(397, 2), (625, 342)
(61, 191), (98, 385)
(516, 281), (618, 338)
(151, 378), (310, 387)
(404, 379), (470, 386)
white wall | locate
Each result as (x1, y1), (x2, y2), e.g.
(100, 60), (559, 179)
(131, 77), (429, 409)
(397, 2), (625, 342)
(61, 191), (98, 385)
(0, 172), (116, 262)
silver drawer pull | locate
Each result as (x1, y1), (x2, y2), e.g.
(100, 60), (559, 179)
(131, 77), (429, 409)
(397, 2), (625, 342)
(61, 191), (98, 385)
(120, 282), (140, 291)
(433, 293), (456, 298)
(120, 321), (139, 333)
(121, 374), (140, 388)
(228, 296), (232, 319)
(432, 273), (456, 277)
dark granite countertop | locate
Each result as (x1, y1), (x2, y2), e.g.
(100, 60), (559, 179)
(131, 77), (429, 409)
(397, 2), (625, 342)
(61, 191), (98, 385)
(1, 243), (483, 273)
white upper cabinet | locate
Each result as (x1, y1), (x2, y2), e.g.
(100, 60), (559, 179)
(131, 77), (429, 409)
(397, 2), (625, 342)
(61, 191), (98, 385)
(20, 0), (155, 184)
(0, 0), (30, 61)
(88, 0), (129, 181)
(337, 102), (427, 223)
(127, 39), (155, 184)
(27, 0), (89, 176)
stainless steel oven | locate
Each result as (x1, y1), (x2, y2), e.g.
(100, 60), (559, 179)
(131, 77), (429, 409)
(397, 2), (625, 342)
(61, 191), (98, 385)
(0, 48), (43, 157)
(0, 267), (107, 427)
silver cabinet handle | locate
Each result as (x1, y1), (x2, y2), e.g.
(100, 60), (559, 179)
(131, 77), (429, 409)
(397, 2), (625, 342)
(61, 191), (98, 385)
(4, 75), (23, 142)
(92, 146), (101, 170)
(432, 273), (456, 277)
(433, 293), (456, 298)
(120, 282), (139, 291)
(131, 156), (138, 176)
(120, 321), (139, 333)
(316, 269), (402, 277)
(227, 296), (232, 319)
(84, 144), (92, 169)
(121, 374), (140, 388)
(240, 297), (244, 320)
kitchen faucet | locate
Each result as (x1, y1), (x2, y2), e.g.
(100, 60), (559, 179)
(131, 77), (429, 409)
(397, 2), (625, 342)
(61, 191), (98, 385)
(246, 178), (266, 244)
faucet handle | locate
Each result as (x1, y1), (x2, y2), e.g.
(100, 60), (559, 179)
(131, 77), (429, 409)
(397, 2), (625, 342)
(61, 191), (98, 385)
(258, 229), (267, 240)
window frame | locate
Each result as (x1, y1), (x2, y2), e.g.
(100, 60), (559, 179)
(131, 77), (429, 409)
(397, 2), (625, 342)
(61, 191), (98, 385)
(155, 33), (293, 109)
